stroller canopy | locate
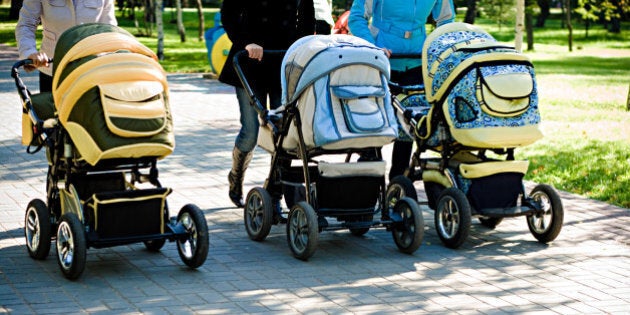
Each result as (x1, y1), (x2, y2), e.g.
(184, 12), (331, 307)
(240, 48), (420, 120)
(281, 34), (390, 105)
(51, 23), (174, 166)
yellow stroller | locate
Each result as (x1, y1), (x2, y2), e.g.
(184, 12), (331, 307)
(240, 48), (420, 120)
(13, 23), (209, 279)
(385, 23), (564, 249)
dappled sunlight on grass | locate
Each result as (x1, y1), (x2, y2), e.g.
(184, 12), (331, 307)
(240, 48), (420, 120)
(520, 138), (629, 208)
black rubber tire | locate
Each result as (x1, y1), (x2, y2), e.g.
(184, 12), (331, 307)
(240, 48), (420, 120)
(176, 204), (210, 268)
(244, 187), (274, 241)
(56, 213), (87, 280)
(286, 202), (319, 261)
(144, 239), (166, 252)
(479, 217), (503, 229)
(527, 184), (564, 243)
(24, 199), (52, 260)
(386, 175), (418, 210)
(391, 197), (424, 254)
(435, 188), (471, 249)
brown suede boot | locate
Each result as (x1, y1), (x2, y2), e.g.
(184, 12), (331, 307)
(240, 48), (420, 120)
(228, 147), (253, 208)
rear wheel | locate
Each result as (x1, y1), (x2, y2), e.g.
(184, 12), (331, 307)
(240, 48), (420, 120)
(56, 213), (87, 280)
(244, 187), (274, 241)
(25, 199), (52, 260)
(391, 197), (424, 254)
(177, 204), (209, 268)
(527, 184), (563, 243)
(435, 188), (471, 249)
(287, 202), (318, 261)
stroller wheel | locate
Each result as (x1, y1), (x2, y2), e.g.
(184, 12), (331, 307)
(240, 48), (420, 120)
(244, 187), (274, 241)
(176, 204), (209, 268)
(478, 217), (503, 229)
(386, 175), (418, 210)
(391, 197), (424, 254)
(527, 184), (564, 243)
(144, 239), (166, 252)
(286, 202), (318, 261)
(25, 199), (52, 260)
(435, 188), (471, 249)
(56, 213), (87, 280)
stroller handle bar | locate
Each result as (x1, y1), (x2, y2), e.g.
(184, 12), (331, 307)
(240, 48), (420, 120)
(12, 58), (57, 154)
(233, 49), (287, 134)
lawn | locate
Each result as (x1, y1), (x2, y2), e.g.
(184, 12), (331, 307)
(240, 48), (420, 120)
(1, 6), (628, 208)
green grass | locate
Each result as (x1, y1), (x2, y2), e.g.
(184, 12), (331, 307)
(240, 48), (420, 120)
(1, 6), (629, 208)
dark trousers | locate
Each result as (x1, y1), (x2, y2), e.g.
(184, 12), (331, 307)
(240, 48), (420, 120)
(388, 66), (423, 180)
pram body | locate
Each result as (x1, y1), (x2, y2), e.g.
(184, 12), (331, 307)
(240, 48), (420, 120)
(234, 35), (424, 260)
(13, 23), (209, 279)
(385, 23), (564, 249)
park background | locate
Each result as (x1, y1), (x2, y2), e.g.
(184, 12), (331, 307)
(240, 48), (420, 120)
(0, 0), (628, 209)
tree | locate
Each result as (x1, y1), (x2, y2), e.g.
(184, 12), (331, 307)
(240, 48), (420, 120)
(535, 0), (551, 27)
(9, 0), (23, 20)
(194, 0), (205, 41)
(175, 0), (186, 42)
(565, 0), (573, 51)
(479, 0), (516, 31)
(156, 0), (164, 60)
(464, 0), (477, 24)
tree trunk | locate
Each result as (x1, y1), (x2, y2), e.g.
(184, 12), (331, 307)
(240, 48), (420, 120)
(156, 0), (164, 60)
(9, 0), (23, 20)
(565, 0), (572, 52)
(195, 0), (205, 41)
(464, 0), (476, 24)
(526, 10), (534, 51)
(175, 0), (186, 42)
(515, 0), (525, 52)
(535, 0), (550, 27)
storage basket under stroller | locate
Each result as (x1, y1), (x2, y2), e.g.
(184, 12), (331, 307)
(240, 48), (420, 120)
(234, 34), (425, 260)
(385, 23), (563, 249)
(14, 23), (209, 280)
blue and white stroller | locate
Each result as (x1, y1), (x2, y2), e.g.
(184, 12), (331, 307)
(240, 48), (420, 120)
(385, 23), (564, 249)
(233, 35), (424, 260)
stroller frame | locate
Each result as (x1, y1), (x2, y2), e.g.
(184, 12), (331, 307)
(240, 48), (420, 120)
(13, 59), (209, 280)
(233, 50), (424, 261)
(384, 52), (564, 249)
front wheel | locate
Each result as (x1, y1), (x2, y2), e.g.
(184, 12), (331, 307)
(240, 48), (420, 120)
(435, 188), (471, 249)
(177, 204), (209, 268)
(56, 213), (87, 280)
(386, 176), (418, 210)
(391, 197), (424, 254)
(527, 184), (563, 243)
(25, 199), (52, 260)
(286, 202), (318, 261)
(244, 187), (274, 241)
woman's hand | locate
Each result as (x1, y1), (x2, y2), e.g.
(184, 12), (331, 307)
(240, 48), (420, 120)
(26, 52), (50, 71)
(245, 43), (263, 61)
(382, 47), (392, 58)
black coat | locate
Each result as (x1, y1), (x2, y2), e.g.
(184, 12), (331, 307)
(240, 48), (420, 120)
(218, 0), (315, 91)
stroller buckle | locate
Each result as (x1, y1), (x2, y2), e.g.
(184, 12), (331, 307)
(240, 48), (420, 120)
(404, 31), (411, 39)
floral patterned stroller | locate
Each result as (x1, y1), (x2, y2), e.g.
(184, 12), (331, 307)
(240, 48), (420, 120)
(12, 23), (209, 279)
(233, 34), (424, 260)
(385, 23), (564, 249)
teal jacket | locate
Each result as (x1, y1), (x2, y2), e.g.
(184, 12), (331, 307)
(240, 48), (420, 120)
(348, 0), (455, 72)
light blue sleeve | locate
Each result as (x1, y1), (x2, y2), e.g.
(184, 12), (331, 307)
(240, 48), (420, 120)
(432, 0), (455, 26)
(348, 0), (376, 45)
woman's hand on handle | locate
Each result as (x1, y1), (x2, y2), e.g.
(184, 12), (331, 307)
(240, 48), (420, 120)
(26, 52), (50, 71)
(245, 43), (264, 61)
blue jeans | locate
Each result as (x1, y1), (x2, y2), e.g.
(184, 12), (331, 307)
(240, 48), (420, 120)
(234, 86), (281, 152)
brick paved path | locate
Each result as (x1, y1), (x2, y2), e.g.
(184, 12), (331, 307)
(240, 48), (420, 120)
(1, 44), (629, 314)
